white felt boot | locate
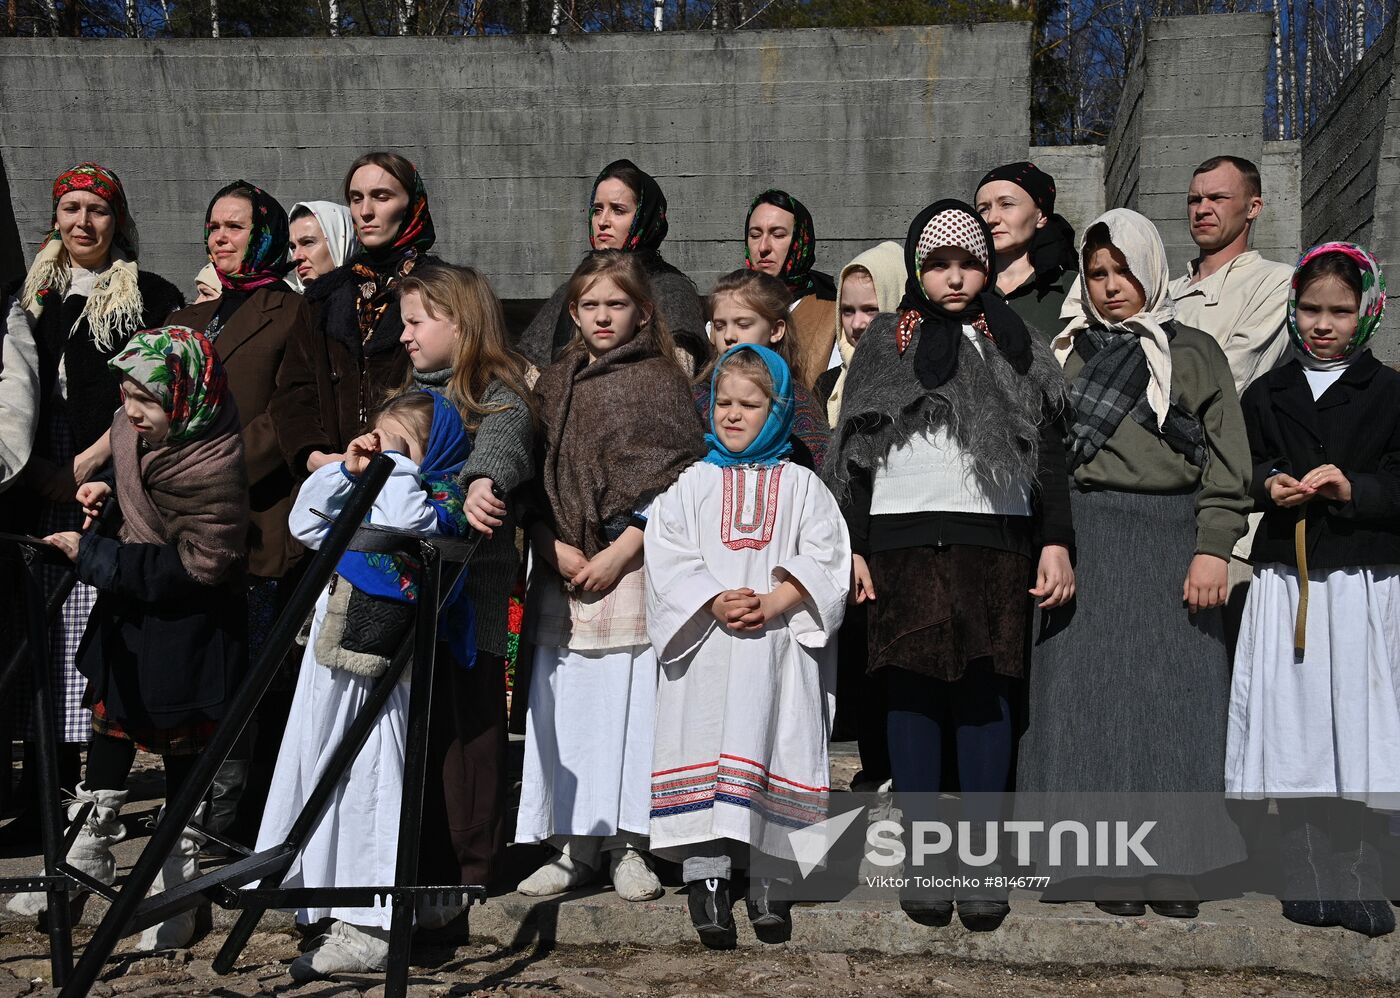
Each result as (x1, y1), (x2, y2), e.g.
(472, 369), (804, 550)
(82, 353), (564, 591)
(7, 783), (127, 916)
(608, 843), (662, 902)
(517, 837), (599, 897)
(136, 804), (207, 951)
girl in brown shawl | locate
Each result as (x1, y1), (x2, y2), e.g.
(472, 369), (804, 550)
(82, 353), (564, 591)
(12, 326), (248, 952)
(516, 250), (704, 902)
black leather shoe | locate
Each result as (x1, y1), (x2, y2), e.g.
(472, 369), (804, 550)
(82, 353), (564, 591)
(745, 877), (793, 944)
(1094, 899), (1147, 917)
(957, 899), (1010, 931)
(900, 897), (954, 926)
(1146, 876), (1199, 918)
(686, 878), (736, 949)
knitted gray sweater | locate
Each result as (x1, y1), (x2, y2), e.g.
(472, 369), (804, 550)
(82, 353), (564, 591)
(415, 370), (534, 657)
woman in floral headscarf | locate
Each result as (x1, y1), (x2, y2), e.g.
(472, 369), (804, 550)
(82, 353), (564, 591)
(1228, 242), (1400, 938)
(11, 326), (248, 952)
(272, 151), (445, 479)
(744, 189), (839, 389)
(165, 181), (310, 851)
(1, 163), (183, 845)
(516, 158), (708, 375)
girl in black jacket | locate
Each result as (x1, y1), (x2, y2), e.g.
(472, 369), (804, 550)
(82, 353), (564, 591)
(12, 327), (248, 952)
(1227, 242), (1400, 938)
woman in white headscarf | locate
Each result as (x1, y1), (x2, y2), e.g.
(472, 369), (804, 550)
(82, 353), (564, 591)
(1017, 208), (1252, 919)
(286, 201), (358, 292)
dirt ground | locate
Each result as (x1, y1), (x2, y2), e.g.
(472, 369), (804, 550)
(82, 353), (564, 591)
(0, 926), (1393, 998)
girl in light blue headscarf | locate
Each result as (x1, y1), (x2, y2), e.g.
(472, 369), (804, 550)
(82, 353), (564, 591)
(644, 341), (853, 949)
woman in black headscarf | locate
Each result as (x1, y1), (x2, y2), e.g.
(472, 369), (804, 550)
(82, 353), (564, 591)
(973, 162), (1078, 339)
(517, 159), (708, 374)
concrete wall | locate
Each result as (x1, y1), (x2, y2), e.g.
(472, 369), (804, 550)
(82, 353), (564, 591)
(1031, 144), (1104, 239)
(1299, 15), (1400, 362)
(1108, 13), (1274, 277)
(1256, 139), (1301, 267)
(0, 25), (1032, 301)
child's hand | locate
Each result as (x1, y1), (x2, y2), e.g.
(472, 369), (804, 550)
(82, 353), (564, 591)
(711, 588), (760, 628)
(377, 428), (411, 456)
(465, 478), (506, 537)
(1182, 553), (1229, 614)
(343, 432), (382, 476)
(44, 531), (82, 562)
(1266, 472), (1314, 508)
(307, 450), (343, 473)
(573, 545), (629, 593)
(76, 481), (112, 529)
(850, 553), (876, 604)
(553, 540), (589, 581)
(1030, 544), (1075, 609)
(1298, 463), (1352, 504)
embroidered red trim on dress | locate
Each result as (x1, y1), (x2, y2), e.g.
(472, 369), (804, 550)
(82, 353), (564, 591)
(720, 465), (783, 551)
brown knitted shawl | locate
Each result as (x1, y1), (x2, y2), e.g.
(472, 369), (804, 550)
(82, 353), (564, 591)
(534, 330), (704, 558)
(110, 400), (249, 587)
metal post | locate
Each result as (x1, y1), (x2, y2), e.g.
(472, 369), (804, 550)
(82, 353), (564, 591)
(384, 544), (441, 997)
(60, 455), (395, 998)
(23, 560), (72, 984)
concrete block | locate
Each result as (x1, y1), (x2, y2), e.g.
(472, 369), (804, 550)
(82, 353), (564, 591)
(0, 25), (1033, 301)
(1031, 144), (1105, 239)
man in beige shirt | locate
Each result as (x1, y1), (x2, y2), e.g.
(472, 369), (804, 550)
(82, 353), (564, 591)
(1170, 155), (1293, 647)
(1169, 155), (1292, 395)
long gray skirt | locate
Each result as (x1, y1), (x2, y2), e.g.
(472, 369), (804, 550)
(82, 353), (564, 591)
(1016, 487), (1244, 876)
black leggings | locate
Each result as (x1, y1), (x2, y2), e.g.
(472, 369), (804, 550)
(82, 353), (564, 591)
(84, 733), (200, 801)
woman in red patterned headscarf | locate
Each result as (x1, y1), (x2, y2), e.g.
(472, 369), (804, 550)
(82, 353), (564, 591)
(1, 163), (184, 846)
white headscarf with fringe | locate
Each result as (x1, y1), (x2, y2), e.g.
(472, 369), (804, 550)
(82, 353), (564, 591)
(1052, 207), (1176, 428)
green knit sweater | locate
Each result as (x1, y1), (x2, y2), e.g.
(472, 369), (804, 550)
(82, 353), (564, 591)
(1062, 323), (1252, 560)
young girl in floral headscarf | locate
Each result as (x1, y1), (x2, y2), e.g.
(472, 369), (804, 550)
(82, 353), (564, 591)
(1227, 243), (1400, 938)
(11, 325), (247, 952)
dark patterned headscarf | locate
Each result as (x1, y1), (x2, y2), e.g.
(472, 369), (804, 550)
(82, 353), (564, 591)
(205, 181), (291, 293)
(587, 159), (669, 255)
(743, 189), (837, 300)
(350, 161), (436, 342)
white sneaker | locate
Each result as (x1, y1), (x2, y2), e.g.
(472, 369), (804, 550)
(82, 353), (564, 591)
(516, 849), (595, 897)
(289, 920), (389, 982)
(608, 845), (662, 902)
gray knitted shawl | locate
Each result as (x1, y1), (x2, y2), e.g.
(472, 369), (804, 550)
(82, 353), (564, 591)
(823, 312), (1066, 506)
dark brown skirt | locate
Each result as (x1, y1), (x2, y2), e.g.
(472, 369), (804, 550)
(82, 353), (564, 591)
(867, 544), (1032, 681)
(90, 700), (217, 757)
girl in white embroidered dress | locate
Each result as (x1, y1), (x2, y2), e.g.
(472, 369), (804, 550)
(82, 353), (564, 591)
(646, 344), (851, 948)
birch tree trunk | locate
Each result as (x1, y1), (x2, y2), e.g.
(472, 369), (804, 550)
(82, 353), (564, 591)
(1273, 0), (1286, 139)
(211, 0), (220, 38)
(1355, 0), (1366, 63)
(329, 0), (340, 36)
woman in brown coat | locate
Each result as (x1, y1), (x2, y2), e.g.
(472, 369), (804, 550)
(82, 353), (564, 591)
(166, 180), (310, 846)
